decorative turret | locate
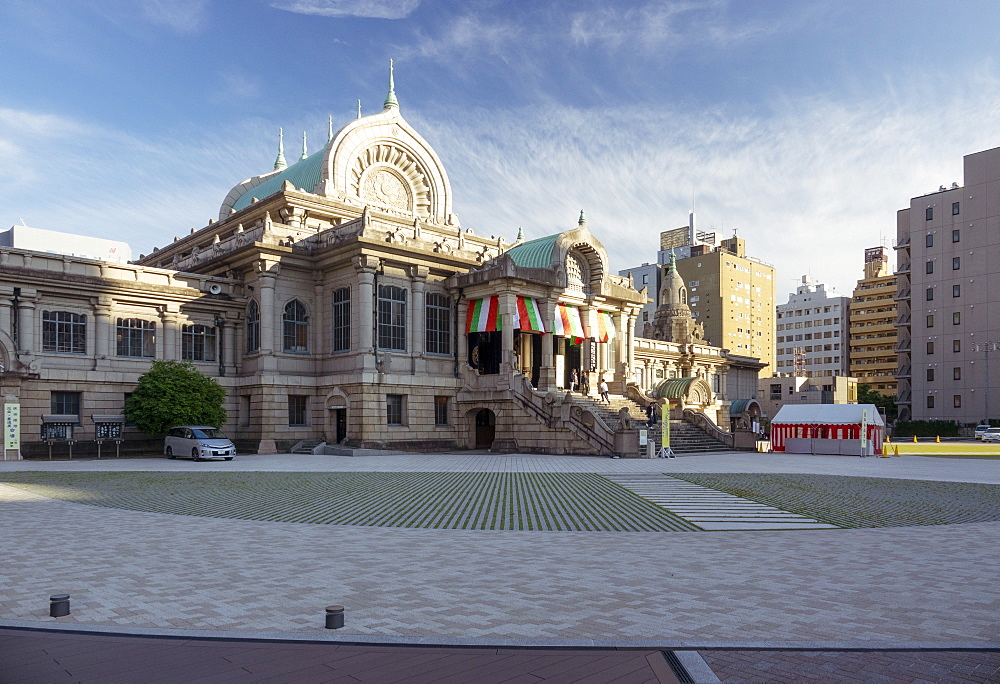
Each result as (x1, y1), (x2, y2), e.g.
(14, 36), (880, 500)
(300, 131), (308, 160)
(578, 209), (586, 226)
(274, 128), (287, 171)
(383, 59), (398, 110)
(645, 250), (705, 344)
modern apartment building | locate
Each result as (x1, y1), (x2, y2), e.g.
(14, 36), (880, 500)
(894, 145), (1000, 424)
(759, 375), (857, 420)
(849, 247), (897, 395)
(775, 276), (850, 378)
(674, 236), (776, 370)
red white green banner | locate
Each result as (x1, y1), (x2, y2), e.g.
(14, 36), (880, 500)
(553, 303), (586, 343)
(596, 311), (616, 343)
(467, 296), (500, 333)
(516, 296), (545, 333)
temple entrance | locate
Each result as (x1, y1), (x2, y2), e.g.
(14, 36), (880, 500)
(531, 334), (542, 388)
(333, 409), (347, 444)
(474, 408), (496, 449)
(468, 331), (502, 375)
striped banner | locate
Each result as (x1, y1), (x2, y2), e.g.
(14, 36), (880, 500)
(553, 304), (586, 343)
(467, 296), (500, 333)
(596, 311), (616, 343)
(516, 296), (545, 333)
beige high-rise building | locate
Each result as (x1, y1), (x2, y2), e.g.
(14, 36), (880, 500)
(675, 236), (776, 370)
(849, 247), (897, 396)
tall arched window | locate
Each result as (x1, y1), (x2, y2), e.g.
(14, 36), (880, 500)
(283, 300), (308, 353)
(246, 301), (260, 353)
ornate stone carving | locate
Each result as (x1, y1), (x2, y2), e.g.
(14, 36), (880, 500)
(363, 169), (410, 211)
(350, 144), (431, 217)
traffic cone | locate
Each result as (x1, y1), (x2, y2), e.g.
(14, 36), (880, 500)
(913, 435), (918, 443)
(936, 435), (941, 443)
(893, 444), (899, 457)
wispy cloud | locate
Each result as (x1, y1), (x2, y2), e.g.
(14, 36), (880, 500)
(396, 14), (521, 65)
(141, 0), (209, 34)
(413, 72), (1000, 294)
(272, 0), (419, 20)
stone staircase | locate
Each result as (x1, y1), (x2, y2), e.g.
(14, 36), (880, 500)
(290, 439), (325, 455)
(571, 392), (733, 454)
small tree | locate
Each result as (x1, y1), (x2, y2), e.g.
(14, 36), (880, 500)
(125, 360), (227, 435)
(857, 383), (897, 423)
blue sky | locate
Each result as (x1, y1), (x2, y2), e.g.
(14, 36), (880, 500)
(3, 0), (1000, 296)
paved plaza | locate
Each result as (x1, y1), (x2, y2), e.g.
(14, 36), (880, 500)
(1, 451), (999, 680)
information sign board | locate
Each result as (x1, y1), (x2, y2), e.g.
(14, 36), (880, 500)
(4, 403), (19, 451)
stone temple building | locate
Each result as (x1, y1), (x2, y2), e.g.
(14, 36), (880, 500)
(0, 66), (763, 458)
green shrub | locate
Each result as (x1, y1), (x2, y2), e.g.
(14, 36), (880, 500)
(124, 360), (226, 436)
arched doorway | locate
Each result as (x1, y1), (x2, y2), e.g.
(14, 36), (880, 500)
(474, 408), (496, 449)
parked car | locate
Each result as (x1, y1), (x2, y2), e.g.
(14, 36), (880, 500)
(975, 424), (992, 440)
(981, 428), (1000, 443)
(164, 426), (236, 460)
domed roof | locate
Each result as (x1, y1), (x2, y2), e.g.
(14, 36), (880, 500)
(219, 64), (454, 225)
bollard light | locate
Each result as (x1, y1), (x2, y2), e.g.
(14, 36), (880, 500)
(49, 594), (70, 618)
(325, 605), (344, 629)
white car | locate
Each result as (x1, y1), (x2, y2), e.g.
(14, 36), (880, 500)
(164, 426), (236, 461)
(974, 424), (992, 440)
(981, 428), (1000, 443)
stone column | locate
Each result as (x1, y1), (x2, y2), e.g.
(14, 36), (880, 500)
(312, 279), (324, 356)
(160, 307), (180, 361)
(258, 272), (277, 354)
(500, 291), (516, 368)
(457, 293), (468, 368)
(93, 296), (112, 369)
(539, 298), (556, 390)
(626, 313), (637, 369)
(354, 257), (376, 354)
(16, 290), (37, 356)
(223, 315), (237, 374)
(0, 286), (13, 343)
(410, 267), (428, 356)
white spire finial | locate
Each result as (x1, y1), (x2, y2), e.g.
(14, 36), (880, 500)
(383, 59), (398, 109)
(300, 131), (308, 160)
(274, 128), (287, 171)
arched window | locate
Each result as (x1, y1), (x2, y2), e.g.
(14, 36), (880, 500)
(331, 287), (350, 353)
(377, 285), (407, 352)
(283, 300), (308, 353)
(246, 301), (260, 353)
(425, 292), (451, 355)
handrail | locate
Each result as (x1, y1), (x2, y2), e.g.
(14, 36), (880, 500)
(508, 374), (615, 453)
(682, 409), (735, 448)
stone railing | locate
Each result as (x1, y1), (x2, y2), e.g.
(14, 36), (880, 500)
(509, 374), (615, 453)
(683, 409), (735, 448)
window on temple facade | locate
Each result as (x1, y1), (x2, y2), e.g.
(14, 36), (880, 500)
(283, 300), (308, 353)
(246, 301), (260, 353)
(42, 311), (86, 354)
(116, 318), (156, 358)
(378, 285), (407, 351)
(182, 324), (217, 362)
(425, 293), (451, 355)
(332, 287), (350, 353)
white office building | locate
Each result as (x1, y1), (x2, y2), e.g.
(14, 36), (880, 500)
(775, 276), (850, 377)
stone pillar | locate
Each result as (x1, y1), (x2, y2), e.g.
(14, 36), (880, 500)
(223, 315), (237, 374)
(410, 267), (428, 356)
(354, 257), (376, 355)
(626, 313), (636, 369)
(160, 307), (180, 361)
(500, 291), (516, 368)
(539, 298), (556, 390)
(16, 290), (38, 356)
(313, 279), (324, 356)
(93, 296), (112, 368)
(258, 272), (277, 354)
(457, 293), (469, 368)
(0, 286), (13, 342)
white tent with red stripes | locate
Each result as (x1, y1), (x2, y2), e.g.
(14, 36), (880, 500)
(771, 404), (885, 456)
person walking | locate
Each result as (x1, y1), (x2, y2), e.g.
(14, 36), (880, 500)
(645, 401), (658, 427)
(599, 379), (610, 404)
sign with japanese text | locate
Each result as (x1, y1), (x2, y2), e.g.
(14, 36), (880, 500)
(4, 403), (19, 451)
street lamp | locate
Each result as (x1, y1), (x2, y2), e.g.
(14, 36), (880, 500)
(971, 340), (1000, 425)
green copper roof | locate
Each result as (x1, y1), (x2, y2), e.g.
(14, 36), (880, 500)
(505, 234), (558, 268)
(730, 398), (755, 415)
(650, 377), (696, 400)
(232, 151), (326, 212)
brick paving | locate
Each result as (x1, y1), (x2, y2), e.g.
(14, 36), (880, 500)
(700, 649), (1000, 683)
(0, 628), (681, 683)
(1, 452), (1000, 682)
